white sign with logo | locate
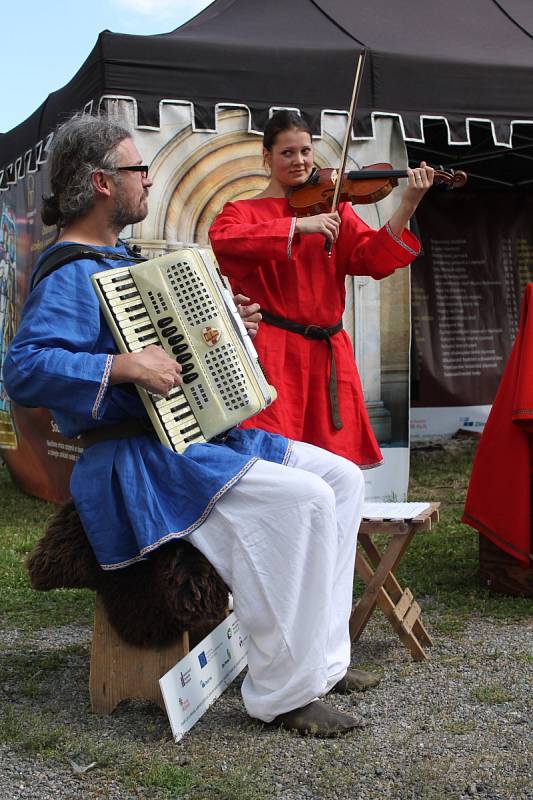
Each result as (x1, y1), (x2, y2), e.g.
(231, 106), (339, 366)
(159, 612), (249, 742)
(410, 405), (491, 440)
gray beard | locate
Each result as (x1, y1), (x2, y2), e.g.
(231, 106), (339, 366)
(109, 194), (148, 234)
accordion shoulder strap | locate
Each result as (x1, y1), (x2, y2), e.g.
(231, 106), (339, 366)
(30, 241), (145, 291)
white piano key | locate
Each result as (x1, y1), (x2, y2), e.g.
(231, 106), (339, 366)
(95, 270), (132, 285)
(107, 293), (142, 310)
(161, 410), (194, 425)
(113, 309), (150, 323)
(121, 334), (159, 349)
(104, 281), (137, 293)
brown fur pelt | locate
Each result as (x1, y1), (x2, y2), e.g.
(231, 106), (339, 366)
(26, 500), (229, 648)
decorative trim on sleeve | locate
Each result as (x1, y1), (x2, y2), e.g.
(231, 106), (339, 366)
(287, 216), (297, 259)
(92, 354), (114, 419)
(385, 222), (419, 257)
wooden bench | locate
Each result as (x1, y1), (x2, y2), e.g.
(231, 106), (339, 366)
(350, 503), (441, 661)
(89, 595), (191, 714)
(26, 499), (228, 715)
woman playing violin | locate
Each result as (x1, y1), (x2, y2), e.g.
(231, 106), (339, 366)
(209, 110), (433, 468)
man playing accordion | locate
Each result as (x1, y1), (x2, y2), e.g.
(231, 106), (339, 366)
(4, 114), (379, 737)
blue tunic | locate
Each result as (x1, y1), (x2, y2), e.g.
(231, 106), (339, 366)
(4, 243), (290, 569)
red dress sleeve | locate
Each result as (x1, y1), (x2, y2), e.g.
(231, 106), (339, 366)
(209, 201), (294, 280)
(335, 204), (421, 279)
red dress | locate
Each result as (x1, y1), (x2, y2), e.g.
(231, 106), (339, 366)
(209, 197), (420, 467)
(463, 284), (533, 565)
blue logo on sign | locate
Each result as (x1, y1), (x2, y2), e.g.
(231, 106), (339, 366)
(198, 651), (208, 668)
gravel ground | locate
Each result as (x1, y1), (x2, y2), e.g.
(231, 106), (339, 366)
(1, 611), (532, 800)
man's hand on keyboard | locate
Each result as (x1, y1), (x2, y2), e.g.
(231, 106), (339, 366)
(234, 294), (261, 339)
(112, 345), (183, 396)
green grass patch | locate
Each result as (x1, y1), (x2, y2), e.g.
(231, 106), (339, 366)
(514, 651), (533, 664)
(140, 760), (197, 794)
(442, 720), (476, 735)
(0, 465), (94, 631)
(0, 644), (88, 699)
(126, 754), (272, 800)
(0, 706), (70, 756)
(471, 684), (515, 704)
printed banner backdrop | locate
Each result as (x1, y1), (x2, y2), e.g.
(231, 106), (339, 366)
(410, 190), (533, 440)
(0, 199), (17, 448)
(0, 168), (79, 502)
(1, 108), (411, 504)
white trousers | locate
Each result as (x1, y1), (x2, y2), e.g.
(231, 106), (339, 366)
(188, 440), (364, 722)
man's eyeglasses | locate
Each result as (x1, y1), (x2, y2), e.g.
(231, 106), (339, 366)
(116, 165), (149, 179)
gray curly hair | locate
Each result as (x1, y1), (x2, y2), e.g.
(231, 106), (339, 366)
(42, 114), (131, 227)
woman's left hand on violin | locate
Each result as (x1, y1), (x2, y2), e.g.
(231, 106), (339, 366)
(401, 161), (435, 211)
(234, 294), (262, 339)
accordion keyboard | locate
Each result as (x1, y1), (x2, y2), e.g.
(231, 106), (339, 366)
(93, 267), (205, 450)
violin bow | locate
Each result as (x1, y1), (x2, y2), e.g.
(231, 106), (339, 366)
(326, 49), (367, 255)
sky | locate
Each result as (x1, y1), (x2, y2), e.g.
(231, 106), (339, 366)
(0, 0), (213, 134)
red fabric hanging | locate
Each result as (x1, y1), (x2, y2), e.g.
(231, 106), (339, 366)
(462, 283), (533, 565)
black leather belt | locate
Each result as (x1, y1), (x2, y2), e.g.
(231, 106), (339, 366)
(260, 309), (344, 430)
(76, 417), (156, 449)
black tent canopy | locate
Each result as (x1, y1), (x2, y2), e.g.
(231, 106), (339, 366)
(2, 0), (533, 183)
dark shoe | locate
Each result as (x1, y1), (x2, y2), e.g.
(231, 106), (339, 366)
(331, 668), (381, 694)
(266, 699), (366, 737)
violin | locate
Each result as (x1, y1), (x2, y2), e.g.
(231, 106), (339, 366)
(289, 164), (468, 216)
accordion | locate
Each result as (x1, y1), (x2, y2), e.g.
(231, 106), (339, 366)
(91, 247), (276, 452)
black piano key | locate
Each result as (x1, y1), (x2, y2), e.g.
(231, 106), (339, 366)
(168, 335), (184, 345)
(183, 373), (198, 385)
(180, 422), (200, 434)
(184, 431), (204, 443)
(111, 275), (133, 284)
(170, 402), (190, 413)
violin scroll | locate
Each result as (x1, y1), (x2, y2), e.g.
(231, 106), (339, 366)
(432, 167), (468, 190)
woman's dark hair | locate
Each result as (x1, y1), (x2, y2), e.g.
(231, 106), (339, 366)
(42, 114), (131, 228)
(263, 110), (312, 151)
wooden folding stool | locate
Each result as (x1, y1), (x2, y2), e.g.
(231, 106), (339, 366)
(350, 503), (440, 661)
